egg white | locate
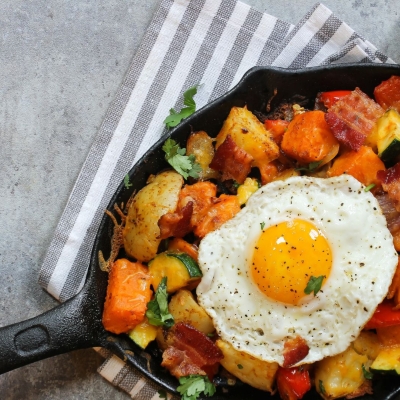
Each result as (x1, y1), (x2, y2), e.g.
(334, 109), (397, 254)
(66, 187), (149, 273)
(196, 175), (398, 366)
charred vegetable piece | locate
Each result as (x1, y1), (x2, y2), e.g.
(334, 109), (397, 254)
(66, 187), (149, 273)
(123, 170), (183, 262)
(327, 145), (385, 188)
(370, 346), (400, 375)
(216, 339), (279, 393)
(128, 317), (158, 349)
(276, 366), (311, 400)
(281, 110), (339, 164)
(374, 75), (400, 113)
(148, 252), (202, 294)
(102, 259), (152, 334)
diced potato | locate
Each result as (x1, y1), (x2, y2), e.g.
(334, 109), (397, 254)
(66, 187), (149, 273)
(314, 345), (369, 399)
(123, 170), (183, 262)
(237, 177), (259, 205)
(169, 290), (215, 335)
(215, 106), (279, 182)
(216, 339), (278, 393)
(128, 317), (158, 349)
(271, 168), (300, 182)
(353, 331), (381, 360)
(187, 131), (219, 180)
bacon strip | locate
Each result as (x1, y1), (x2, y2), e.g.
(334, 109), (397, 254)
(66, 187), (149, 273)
(325, 88), (384, 150)
(377, 163), (400, 212)
(282, 336), (309, 368)
(161, 322), (223, 379)
(158, 202), (193, 239)
(210, 134), (253, 184)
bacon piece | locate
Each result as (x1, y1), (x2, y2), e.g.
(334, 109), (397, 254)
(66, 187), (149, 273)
(162, 347), (207, 378)
(282, 336), (309, 368)
(325, 112), (367, 151)
(158, 201), (193, 239)
(374, 75), (400, 113)
(210, 134), (253, 184)
(161, 322), (223, 379)
(325, 88), (384, 151)
(377, 163), (400, 212)
(375, 193), (400, 234)
(194, 194), (241, 238)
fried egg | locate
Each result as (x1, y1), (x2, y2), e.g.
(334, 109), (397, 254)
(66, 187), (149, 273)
(196, 175), (398, 366)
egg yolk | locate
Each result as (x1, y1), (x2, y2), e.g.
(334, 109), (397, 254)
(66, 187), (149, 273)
(251, 219), (332, 305)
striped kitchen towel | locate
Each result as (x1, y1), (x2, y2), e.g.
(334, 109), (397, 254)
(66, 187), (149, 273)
(38, 0), (394, 398)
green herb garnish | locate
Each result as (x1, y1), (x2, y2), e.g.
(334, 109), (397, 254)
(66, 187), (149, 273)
(162, 138), (201, 179)
(362, 364), (373, 380)
(364, 183), (376, 192)
(260, 222), (265, 230)
(296, 161), (322, 173)
(177, 375), (216, 400)
(304, 275), (325, 296)
(124, 174), (132, 189)
(164, 85), (199, 129)
(146, 277), (174, 328)
(158, 389), (168, 399)
(237, 364), (243, 369)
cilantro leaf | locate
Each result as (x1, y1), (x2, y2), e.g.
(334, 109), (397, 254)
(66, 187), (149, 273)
(177, 375), (216, 400)
(296, 161), (322, 172)
(362, 364), (373, 380)
(304, 275), (325, 296)
(164, 85), (199, 128)
(124, 174), (132, 189)
(158, 389), (168, 399)
(364, 183), (376, 192)
(260, 222), (265, 230)
(146, 277), (174, 328)
(162, 138), (201, 179)
(237, 364), (243, 369)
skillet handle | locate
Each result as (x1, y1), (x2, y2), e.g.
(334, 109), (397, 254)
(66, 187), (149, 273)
(0, 288), (105, 374)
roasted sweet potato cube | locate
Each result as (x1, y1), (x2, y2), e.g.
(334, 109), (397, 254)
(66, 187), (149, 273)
(374, 75), (400, 113)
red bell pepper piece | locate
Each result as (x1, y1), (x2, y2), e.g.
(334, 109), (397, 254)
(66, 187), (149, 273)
(264, 119), (289, 145)
(364, 300), (400, 330)
(276, 366), (311, 400)
(318, 90), (352, 109)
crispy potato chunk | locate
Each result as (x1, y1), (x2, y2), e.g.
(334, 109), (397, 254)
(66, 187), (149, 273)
(123, 170), (183, 262)
(169, 290), (215, 335)
(215, 106), (279, 181)
(216, 339), (278, 393)
(353, 331), (381, 360)
(314, 345), (370, 399)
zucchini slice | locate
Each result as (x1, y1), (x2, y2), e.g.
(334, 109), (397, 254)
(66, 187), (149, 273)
(128, 318), (158, 349)
(370, 346), (400, 375)
(148, 251), (202, 293)
(374, 109), (400, 164)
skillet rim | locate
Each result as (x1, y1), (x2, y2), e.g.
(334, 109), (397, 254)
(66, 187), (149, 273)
(93, 63), (400, 400)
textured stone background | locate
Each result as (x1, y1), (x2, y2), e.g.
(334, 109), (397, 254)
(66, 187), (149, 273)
(0, 0), (399, 398)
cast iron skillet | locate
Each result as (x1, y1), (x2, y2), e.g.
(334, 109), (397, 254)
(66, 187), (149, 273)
(1, 64), (400, 400)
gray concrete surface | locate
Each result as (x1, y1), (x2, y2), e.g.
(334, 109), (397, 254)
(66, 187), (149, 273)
(0, 0), (399, 398)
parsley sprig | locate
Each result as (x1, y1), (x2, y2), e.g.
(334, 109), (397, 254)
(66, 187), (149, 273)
(162, 138), (201, 179)
(164, 85), (199, 129)
(177, 375), (216, 400)
(304, 275), (325, 296)
(296, 161), (322, 173)
(146, 277), (174, 328)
